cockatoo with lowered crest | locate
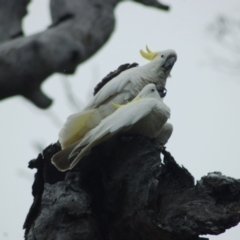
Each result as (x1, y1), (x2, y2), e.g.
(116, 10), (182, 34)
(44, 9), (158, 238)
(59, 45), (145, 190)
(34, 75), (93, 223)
(52, 84), (171, 171)
(59, 46), (176, 150)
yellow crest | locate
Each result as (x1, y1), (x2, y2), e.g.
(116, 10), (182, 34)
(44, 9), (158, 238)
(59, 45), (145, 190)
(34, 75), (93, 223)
(140, 46), (159, 61)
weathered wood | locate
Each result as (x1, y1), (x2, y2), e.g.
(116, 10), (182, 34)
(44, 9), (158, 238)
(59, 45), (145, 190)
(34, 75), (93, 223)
(0, 0), (30, 43)
(27, 175), (102, 240)
(0, 0), (169, 108)
(24, 135), (240, 240)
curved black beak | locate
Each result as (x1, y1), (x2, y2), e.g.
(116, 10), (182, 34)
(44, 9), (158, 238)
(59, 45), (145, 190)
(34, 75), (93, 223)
(156, 85), (167, 98)
(162, 55), (177, 71)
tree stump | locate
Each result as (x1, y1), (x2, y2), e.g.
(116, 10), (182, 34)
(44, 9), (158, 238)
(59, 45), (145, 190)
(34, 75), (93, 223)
(24, 135), (240, 240)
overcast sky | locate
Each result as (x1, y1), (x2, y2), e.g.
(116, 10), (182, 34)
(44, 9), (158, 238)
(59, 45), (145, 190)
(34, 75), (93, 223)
(0, 0), (240, 239)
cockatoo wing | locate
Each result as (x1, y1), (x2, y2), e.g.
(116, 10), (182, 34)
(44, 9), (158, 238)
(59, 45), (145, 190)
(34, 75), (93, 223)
(52, 98), (158, 171)
(93, 63), (139, 95)
(84, 68), (139, 110)
(59, 109), (96, 149)
(70, 99), (160, 168)
(51, 140), (81, 171)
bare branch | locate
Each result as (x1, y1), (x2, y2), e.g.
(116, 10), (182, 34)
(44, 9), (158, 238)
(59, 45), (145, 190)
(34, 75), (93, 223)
(133, 0), (170, 11)
(0, 0), (169, 109)
(0, 0), (30, 42)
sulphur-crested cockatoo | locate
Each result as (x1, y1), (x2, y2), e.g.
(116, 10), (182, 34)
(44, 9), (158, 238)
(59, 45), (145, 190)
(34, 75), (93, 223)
(52, 84), (171, 171)
(59, 46), (176, 149)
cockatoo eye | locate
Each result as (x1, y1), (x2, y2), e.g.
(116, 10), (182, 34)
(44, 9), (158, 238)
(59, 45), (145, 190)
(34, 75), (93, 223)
(151, 89), (155, 92)
(161, 55), (165, 58)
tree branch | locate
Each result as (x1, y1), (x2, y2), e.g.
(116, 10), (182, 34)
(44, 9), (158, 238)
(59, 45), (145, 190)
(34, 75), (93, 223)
(0, 0), (169, 109)
(24, 135), (240, 239)
(133, 0), (170, 11)
(0, 0), (29, 42)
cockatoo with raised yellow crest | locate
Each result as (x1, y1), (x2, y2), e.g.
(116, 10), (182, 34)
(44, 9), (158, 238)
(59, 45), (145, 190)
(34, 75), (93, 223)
(52, 84), (171, 171)
(59, 46), (176, 150)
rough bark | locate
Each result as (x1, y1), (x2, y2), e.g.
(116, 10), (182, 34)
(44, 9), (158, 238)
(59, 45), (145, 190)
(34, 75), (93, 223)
(24, 135), (240, 240)
(0, 0), (169, 109)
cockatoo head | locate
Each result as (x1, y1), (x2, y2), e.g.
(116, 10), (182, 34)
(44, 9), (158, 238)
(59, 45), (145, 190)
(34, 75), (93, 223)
(140, 46), (177, 76)
(113, 84), (164, 108)
(133, 84), (162, 101)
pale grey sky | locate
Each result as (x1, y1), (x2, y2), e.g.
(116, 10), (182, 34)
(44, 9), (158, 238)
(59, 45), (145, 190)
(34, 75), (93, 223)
(0, 0), (240, 239)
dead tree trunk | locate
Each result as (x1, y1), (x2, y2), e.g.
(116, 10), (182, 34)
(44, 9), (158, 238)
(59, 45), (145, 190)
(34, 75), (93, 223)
(24, 135), (240, 240)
